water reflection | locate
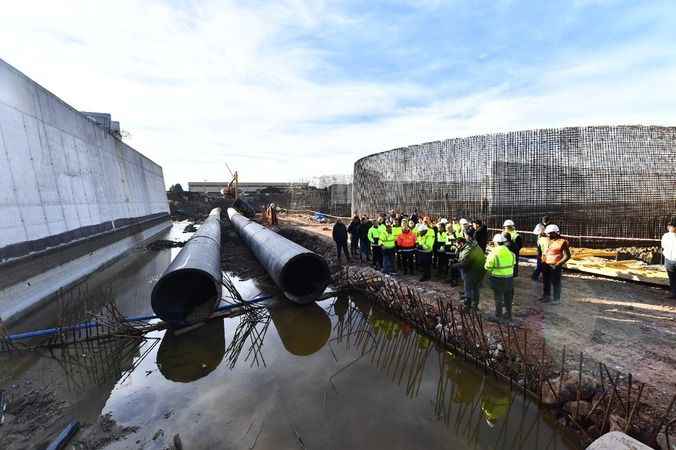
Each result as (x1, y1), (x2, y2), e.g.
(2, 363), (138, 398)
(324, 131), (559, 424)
(327, 295), (573, 450)
(156, 319), (225, 382)
(269, 303), (331, 356)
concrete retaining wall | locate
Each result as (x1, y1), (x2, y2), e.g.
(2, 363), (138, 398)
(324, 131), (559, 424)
(0, 58), (170, 324)
(0, 58), (168, 262)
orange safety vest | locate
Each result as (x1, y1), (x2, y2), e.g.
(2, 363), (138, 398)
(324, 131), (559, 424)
(542, 239), (568, 265)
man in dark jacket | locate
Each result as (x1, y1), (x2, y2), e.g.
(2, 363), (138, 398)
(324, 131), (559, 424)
(347, 215), (361, 258)
(333, 218), (350, 263)
(472, 219), (488, 252)
(358, 216), (372, 262)
(451, 237), (486, 310)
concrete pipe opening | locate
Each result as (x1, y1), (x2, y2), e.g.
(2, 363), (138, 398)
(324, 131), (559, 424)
(280, 253), (330, 304)
(151, 269), (219, 322)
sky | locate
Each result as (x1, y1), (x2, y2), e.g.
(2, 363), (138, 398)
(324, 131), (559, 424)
(1, 0), (675, 187)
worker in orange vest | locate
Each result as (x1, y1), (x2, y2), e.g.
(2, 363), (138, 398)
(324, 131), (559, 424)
(538, 225), (571, 305)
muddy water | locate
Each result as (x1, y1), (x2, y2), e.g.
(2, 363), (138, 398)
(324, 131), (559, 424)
(1, 224), (579, 450)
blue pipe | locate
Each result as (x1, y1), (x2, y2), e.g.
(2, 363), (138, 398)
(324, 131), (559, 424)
(6, 293), (273, 342)
(46, 420), (80, 450)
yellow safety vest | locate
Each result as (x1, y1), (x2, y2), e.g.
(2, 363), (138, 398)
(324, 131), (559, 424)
(484, 245), (515, 277)
(380, 229), (397, 249)
(392, 226), (402, 237)
(452, 223), (464, 239)
(417, 232), (435, 252)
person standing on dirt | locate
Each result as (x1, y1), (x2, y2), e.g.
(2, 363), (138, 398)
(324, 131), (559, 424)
(380, 221), (398, 274)
(416, 224), (435, 281)
(451, 237), (486, 311)
(662, 217), (676, 299)
(369, 217), (384, 269)
(347, 215), (361, 258)
(358, 216), (372, 263)
(485, 234), (516, 322)
(531, 216), (550, 281)
(332, 218), (350, 263)
(502, 220), (522, 277)
(472, 219), (488, 252)
(539, 224), (571, 305)
(396, 222), (417, 274)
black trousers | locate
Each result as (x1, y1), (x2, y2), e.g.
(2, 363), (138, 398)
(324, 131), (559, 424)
(542, 264), (562, 301)
(399, 250), (415, 273)
(417, 251), (432, 279)
(372, 246), (383, 269)
(350, 234), (359, 256)
(336, 241), (350, 261)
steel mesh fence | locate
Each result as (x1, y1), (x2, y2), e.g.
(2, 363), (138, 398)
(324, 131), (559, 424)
(352, 125), (676, 246)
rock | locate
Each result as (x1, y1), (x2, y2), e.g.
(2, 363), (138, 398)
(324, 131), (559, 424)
(586, 431), (652, 449)
(564, 400), (593, 417)
(543, 370), (600, 405)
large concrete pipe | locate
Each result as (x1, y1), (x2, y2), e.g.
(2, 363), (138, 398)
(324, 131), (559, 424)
(151, 208), (222, 323)
(227, 208), (330, 304)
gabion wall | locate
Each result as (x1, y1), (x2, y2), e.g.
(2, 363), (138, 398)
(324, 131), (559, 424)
(352, 126), (676, 242)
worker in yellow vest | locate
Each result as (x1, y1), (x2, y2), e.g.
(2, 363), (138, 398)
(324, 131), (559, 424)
(484, 234), (516, 322)
(435, 220), (449, 276)
(416, 224), (435, 281)
(368, 218), (384, 270)
(380, 221), (398, 274)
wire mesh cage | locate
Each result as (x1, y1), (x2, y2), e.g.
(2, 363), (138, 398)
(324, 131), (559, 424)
(352, 126), (676, 246)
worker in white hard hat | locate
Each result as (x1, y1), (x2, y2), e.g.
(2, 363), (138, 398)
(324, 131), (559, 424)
(484, 233), (516, 322)
(502, 220), (522, 277)
(539, 224), (571, 305)
(531, 216), (551, 281)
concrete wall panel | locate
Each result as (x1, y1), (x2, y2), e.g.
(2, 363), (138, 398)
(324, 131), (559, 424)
(0, 58), (169, 260)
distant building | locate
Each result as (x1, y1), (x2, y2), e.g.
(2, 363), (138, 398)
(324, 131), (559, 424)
(188, 181), (308, 195)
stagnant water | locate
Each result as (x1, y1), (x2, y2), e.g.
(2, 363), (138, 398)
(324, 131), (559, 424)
(2, 226), (579, 450)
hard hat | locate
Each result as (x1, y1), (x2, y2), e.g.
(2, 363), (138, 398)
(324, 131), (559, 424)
(418, 224), (428, 232)
(270, 203), (276, 208)
(492, 233), (507, 243)
(503, 219), (515, 227)
(544, 224), (560, 234)
(459, 218), (469, 225)
(439, 218), (448, 224)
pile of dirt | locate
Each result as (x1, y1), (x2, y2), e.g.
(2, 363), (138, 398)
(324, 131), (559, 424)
(1, 385), (68, 450)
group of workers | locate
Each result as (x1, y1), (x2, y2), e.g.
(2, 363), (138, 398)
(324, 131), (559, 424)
(333, 211), (573, 323)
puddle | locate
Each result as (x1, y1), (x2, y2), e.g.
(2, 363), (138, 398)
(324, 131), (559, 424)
(0, 222), (579, 449)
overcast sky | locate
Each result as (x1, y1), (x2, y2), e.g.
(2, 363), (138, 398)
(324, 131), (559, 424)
(1, 1), (675, 187)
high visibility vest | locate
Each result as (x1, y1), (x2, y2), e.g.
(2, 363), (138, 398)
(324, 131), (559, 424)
(396, 230), (417, 248)
(392, 226), (402, 237)
(543, 238), (568, 265)
(436, 231), (447, 251)
(378, 224), (386, 233)
(452, 223), (464, 239)
(380, 229), (397, 249)
(368, 226), (381, 245)
(417, 232), (435, 252)
(506, 229), (520, 242)
(485, 245), (515, 277)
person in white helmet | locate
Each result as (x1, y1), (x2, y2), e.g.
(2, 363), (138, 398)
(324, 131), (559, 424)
(502, 219), (522, 277)
(539, 224), (571, 304)
(484, 233), (516, 322)
(662, 217), (676, 299)
(459, 218), (470, 239)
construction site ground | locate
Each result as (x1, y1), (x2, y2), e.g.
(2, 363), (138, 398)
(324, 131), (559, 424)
(278, 213), (676, 416)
